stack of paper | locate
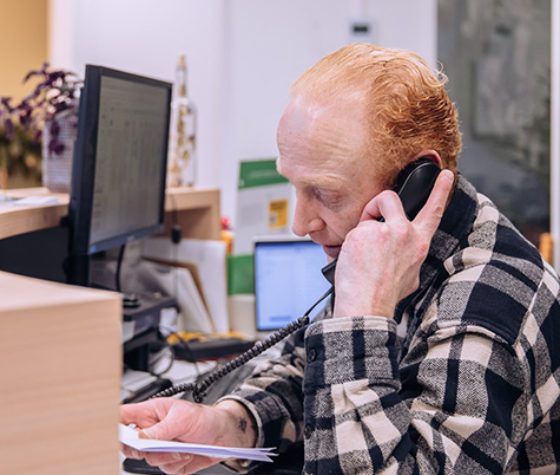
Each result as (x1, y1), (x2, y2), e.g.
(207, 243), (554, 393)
(141, 237), (229, 333)
(119, 424), (276, 462)
(134, 260), (215, 333)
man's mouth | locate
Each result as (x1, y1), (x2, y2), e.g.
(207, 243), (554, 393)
(322, 244), (342, 259)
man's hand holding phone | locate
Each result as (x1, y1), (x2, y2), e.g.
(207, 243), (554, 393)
(333, 169), (454, 319)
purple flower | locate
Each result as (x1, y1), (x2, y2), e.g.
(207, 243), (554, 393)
(4, 118), (14, 139)
(54, 102), (70, 114)
(68, 115), (79, 128)
(19, 107), (32, 128)
(22, 62), (50, 83)
(1, 96), (14, 113)
(48, 138), (65, 155)
(49, 120), (60, 136)
(2, 63), (82, 156)
(33, 129), (42, 144)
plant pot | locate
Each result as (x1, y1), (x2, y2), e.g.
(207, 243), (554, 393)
(41, 117), (77, 193)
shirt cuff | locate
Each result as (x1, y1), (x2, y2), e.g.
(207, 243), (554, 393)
(304, 315), (400, 387)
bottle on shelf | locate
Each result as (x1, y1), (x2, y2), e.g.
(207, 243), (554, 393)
(167, 54), (197, 187)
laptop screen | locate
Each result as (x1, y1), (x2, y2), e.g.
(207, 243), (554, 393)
(254, 239), (331, 331)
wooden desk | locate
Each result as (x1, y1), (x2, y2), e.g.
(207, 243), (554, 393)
(0, 186), (221, 474)
(0, 186), (221, 241)
(0, 188), (69, 240)
(0, 271), (122, 474)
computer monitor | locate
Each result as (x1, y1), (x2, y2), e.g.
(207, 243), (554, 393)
(254, 238), (331, 332)
(68, 65), (172, 286)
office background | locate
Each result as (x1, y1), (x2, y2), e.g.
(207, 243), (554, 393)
(1, 0), (559, 269)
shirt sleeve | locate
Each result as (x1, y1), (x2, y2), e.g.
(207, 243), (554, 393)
(218, 323), (309, 457)
(221, 281), (533, 474)
(301, 311), (528, 474)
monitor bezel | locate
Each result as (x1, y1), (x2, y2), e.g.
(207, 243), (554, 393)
(69, 64), (172, 257)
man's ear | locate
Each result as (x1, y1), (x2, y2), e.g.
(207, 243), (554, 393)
(414, 150), (442, 168)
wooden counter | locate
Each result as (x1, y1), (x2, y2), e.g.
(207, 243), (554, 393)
(0, 186), (221, 241)
(0, 271), (122, 474)
(0, 185), (221, 473)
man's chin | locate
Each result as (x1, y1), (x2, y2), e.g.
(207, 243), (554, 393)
(322, 245), (341, 260)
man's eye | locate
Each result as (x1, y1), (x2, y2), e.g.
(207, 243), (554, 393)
(313, 189), (342, 208)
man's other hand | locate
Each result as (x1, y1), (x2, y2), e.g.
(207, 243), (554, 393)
(120, 398), (256, 475)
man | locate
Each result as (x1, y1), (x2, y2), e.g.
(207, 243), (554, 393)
(121, 44), (560, 474)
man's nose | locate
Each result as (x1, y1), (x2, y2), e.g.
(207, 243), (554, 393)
(291, 200), (324, 237)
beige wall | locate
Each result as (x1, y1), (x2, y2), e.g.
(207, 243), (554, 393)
(0, 0), (48, 102)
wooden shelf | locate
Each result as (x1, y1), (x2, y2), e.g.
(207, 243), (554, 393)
(0, 186), (221, 241)
(0, 188), (68, 240)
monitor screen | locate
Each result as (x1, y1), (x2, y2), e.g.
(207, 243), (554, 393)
(69, 65), (171, 258)
(254, 239), (331, 331)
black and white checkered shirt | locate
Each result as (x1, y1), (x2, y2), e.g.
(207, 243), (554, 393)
(225, 175), (560, 473)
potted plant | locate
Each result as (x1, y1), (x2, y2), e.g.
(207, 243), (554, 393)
(0, 63), (82, 192)
(0, 98), (41, 191)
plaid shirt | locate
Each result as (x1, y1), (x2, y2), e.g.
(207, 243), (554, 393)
(226, 175), (560, 474)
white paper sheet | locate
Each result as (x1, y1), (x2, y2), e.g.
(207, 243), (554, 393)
(12, 196), (60, 206)
(134, 260), (215, 333)
(141, 238), (229, 332)
(119, 424), (276, 462)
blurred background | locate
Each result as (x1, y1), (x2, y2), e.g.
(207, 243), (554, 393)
(0, 0), (558, 267)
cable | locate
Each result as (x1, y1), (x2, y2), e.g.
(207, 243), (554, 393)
(115, 244), (126, 292)
(148, 339), (175, 378)
(152, 286), (333, 402)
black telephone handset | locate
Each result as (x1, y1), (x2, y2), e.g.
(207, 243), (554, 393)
(151, 158), (441, 403)
(321, 158), (441, 285)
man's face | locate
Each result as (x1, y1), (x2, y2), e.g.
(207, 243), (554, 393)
(276, 95), (385, 260)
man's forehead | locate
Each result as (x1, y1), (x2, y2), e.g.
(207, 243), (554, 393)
(278, 98), (321, 140)
(276, 153), (361, 190)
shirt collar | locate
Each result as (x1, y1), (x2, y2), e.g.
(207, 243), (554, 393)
(395, 174), (479, 318)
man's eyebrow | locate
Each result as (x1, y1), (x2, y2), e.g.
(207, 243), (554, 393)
(298, 175), (344, 190)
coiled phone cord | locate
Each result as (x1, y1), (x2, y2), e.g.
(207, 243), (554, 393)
(152, 286), (333, 403)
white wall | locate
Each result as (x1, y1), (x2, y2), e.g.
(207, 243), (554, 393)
(221, 0), (437, 224)
(48, 0), (437, 225)
(49, 0), (228, 190)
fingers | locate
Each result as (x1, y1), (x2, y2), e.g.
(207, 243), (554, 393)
(137, 416), (174, 442)
(412, 169), (454, 236)
(121, 400), (159, 426)
(144, 452), (216, 475)
(359, 169), (454, 233)
(139, 404), (191, 441)
(143, 451), (191, 467)
(359, 189), (405, 222)
(121, 398), (175, 431)
(125, 398), (205, 444)
(158, 455), (216, 475)
(121, 443), (142, 459)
